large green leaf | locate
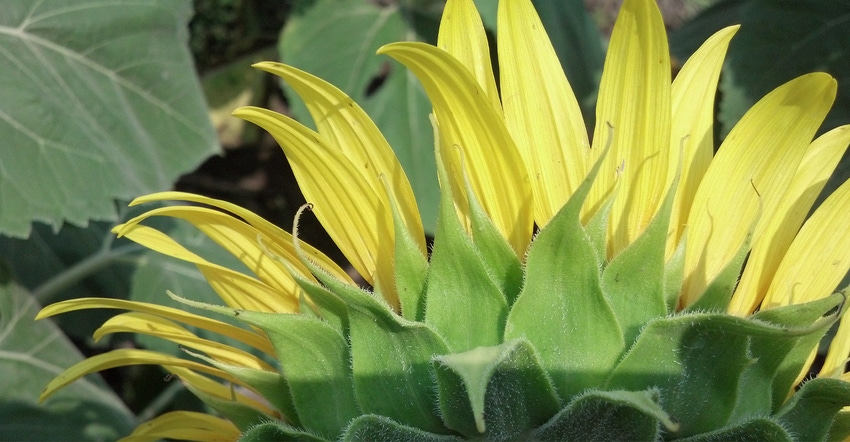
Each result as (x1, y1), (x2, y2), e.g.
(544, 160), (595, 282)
(280, 0), (438, 231)
(0, 0), (219, 238)
(0, 277), (136, 440)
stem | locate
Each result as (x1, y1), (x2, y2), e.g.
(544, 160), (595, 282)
(32, 242), (143, 305)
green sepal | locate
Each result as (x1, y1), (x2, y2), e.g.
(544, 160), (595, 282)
(664, 231), (687, 311)
(424, 138), (509, 352)
(233, 311), (360, 439)
(181, 381), (271, 432)
(179, 348), (300, 427)
(285, 261), (349, 333)
(530, 389), (675, 441)
(464, 165), (524, 306)
(735, 293), (843, 415)
(293, 238), (450, 433)
(240, 420), (329, 442)
(605, 313), (753, 437)
(505, 144), (625, 401)
(432, 339), (561, 438)
(584, 186), (617, 265)
(388, 180), (430, 322)
(342, 415), (463, 442)
(776, 377), (850, 442)
(827, 410), (850, 442)
(676, 418), (792, 442)
(601, 178), (677, 345)
(684, 231), (752, 312)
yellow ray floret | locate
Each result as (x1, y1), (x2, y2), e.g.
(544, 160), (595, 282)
(119, 411), (240, 442)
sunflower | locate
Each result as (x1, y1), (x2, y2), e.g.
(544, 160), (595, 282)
(38, 0), (850, 440)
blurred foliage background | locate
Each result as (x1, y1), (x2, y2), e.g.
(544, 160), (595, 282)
(0, 0), (848, 439)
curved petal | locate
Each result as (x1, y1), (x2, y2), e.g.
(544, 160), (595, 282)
(129, 191), (352, 284)
(821, 310), (850, 379)
(119, 411), (240, 442)
(115, 223), (297, 313)
(681, 73), (837, 306)
(498, 0), (591, 226)
(94, 312), (275, 372)
(380, 41), (533, 256)
(37, 298), (274, 355)
(585, 0), (672, 257)
(763, 176), (850, 308)
(40, 349), (240, 402)
(232, 106), (399, 308)
(164, 365), (277, 418)
(667, 25), (738, 257)
(252, 62), (425, 254)
(120, 205), (309, 298)
(437, 0), (501, 114)
(729, 125), (850, 315)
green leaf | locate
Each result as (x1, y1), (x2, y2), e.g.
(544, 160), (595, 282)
(0, 280), (135, 440)
(605, 314), (752, 437)
(280, 0), (438, 232)
(424, 147), (508, 352)
(240, 420), (329, 442)
(676, 418), (792, 442)
(0, 0), (218, 238)
(233, 311), (359, 440)
(342, 415), (463, 442)
(777, 377), (850, 442)
(530, 389), (674, 442)
(432, 339), (561, 439)
(601, 181), (676, 345)
(504, 145), (625, 401)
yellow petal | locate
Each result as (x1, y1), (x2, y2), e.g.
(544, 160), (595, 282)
(164, 365), (277, 418)
(40, 349), (240, 402)
(232, 106), (399, 308)
(667, 25), (738, 257)
(119, 205), (307, 298)
(94, 312), (275, 372)
(119, 411), (239, 442)
(681, 73), (836, 306)
(820, 309), (850, 378)
(251, 61), (425, 254)
(437, 0), (501, 114)
(37, 298), (274, 355)
(729, 125), (850, 315)
(763, 176), (850, 308)
(498, 0), (591, 226)
(380, 42), (533, 256)
(129, 191), (352, 284)
(115, 223), (297, 313)
(585, 0), (672, 257)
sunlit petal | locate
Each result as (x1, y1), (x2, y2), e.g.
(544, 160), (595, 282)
(763, 177), (850, 308)
(585, 0), (671, 257)
(729, 125), (850, 315)
(498, 0), (591, 226)
(682, 73), (836, 306)
(164, 365), (277, 418)
(666, 26), (738, 257)
(119, 411), (240, 442)
(115, 223), (297, 313)
(437, 0), (501, 114)
(821, 311), (850, 379)
(94, 312), (275, 372)
(36, 297), (274, 355)
(380, 42), (533, 255)
(232, 106), (399, 307)
(129, 191), (351, 283)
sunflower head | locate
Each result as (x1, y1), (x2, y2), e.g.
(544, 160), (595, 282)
(37, 0), (850, 440)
